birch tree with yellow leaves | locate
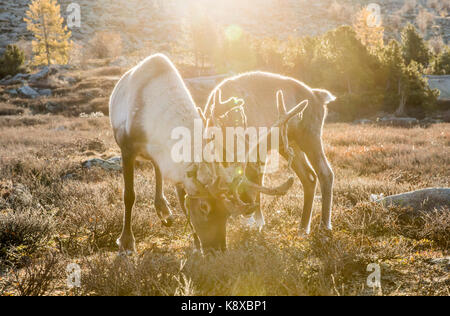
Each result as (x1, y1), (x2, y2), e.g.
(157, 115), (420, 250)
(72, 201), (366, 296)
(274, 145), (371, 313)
(24, 0), (72, 66)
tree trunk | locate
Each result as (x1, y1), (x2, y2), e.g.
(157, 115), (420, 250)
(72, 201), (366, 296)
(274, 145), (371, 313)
(395, 79), (406, 116)
(41, 11), (51, 66)
(395, 92), (406, 116)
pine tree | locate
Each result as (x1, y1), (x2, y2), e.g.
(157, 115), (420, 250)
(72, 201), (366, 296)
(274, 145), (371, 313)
(24, 0), (72, 66)
(0, 45), (25, 79)
(402, 61), (439, 112)
(432, 47), (450, 75)
(382, 40), (407, 114)
(382, 39), (438, 116)
(401, 23), (431, 68)
(353, 7), (384, 51)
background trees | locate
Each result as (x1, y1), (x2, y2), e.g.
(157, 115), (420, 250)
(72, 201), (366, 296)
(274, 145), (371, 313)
(401, 23), (431, 68)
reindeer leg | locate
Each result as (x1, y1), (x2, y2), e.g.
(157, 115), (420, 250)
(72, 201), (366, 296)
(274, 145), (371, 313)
(241, 163), (265, 231)
(300, 137), (334, 231)
(285, 145), (317, 236)
(153, 162), (173, 227)
(175, 184), (201, 251)
(117, 152), (136, 255)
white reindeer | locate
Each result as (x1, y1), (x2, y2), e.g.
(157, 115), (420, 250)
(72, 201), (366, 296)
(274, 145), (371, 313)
(204, 72), (336, 235)
(109, 54), (308, 253)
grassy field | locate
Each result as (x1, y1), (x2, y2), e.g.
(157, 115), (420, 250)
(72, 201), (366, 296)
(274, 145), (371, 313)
(0, 112), (448, 296)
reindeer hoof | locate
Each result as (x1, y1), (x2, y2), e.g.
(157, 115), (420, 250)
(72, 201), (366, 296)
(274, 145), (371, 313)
(298, 226), (311, 238)
(116, 235), (136, 254)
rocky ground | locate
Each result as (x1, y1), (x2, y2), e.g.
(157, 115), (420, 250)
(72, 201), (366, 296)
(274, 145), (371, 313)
(1, 0), (449, 54)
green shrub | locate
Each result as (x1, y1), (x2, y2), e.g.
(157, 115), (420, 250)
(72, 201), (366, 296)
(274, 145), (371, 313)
(0, 45), (26, 79)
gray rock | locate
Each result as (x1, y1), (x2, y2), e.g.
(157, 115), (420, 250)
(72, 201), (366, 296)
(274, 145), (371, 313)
(376, 188), (450, 212)
(0, 73), (29, 85)
(377, 117), (419, 127)
(45, 102), (59, 112)
(39, 89), (52, 97)
(29, 67), (50, 82)
(353, 119), (372, 125)
(428, 257), (450, 272)
(82, 156), (122, 171)
(18, 85), (39, 99)
(6, 89), (18, 95)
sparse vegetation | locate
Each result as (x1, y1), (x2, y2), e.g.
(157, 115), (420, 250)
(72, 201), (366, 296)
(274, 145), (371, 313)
(86, 32), (123, 60)
(0, 113), (448, 296)
(0, 0), (448, 297)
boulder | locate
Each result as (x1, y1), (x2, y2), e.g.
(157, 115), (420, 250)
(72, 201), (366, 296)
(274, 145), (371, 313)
(6, 89), (18, 96)
(0, 73), (29, 85)
(353, 119), (372, 125)
(376, 188), (450, 212)
(38, 89), (52, 97)
(82, 156), (122, 171)
(28, 67), (50, 82)
(428, 257), (450, 272)
(18, 85), (39, 99)
(377, 117), (419, 127)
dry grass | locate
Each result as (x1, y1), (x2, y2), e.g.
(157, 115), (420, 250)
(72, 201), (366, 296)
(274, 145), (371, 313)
(85, 32), (123, 60)
(0, 115), (448, 296)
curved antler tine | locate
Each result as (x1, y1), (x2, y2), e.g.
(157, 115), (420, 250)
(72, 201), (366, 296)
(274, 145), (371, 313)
(277, 90), (287, 116)
(286, 99), (308, 119)
(242, 176), (294, 196)
(214, 89), (222, 106)
(273, 99), (309, 128)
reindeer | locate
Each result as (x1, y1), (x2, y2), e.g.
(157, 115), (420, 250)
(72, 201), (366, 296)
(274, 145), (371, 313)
(109, 55), (308, 253)
(203, 71), (336, 236)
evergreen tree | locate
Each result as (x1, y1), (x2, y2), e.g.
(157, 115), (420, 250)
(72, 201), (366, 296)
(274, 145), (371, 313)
(382, 40), (406, 113)
(431, 47), (450, 75)
(401, 23), (431, 68)
(382, 39), (438, 116)
(24, 0), (72, 66)
(401, 61), (439, 113)
(0, 45), (25, 79)
(322, 26), (377, 94)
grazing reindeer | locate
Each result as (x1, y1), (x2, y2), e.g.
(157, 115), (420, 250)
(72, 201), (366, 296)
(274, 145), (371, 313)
(204, 72), (336, 235)
(109, 55), (308, 253)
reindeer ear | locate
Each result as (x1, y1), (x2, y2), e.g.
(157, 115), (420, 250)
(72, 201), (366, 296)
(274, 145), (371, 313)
(312, 89), (336, 104)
